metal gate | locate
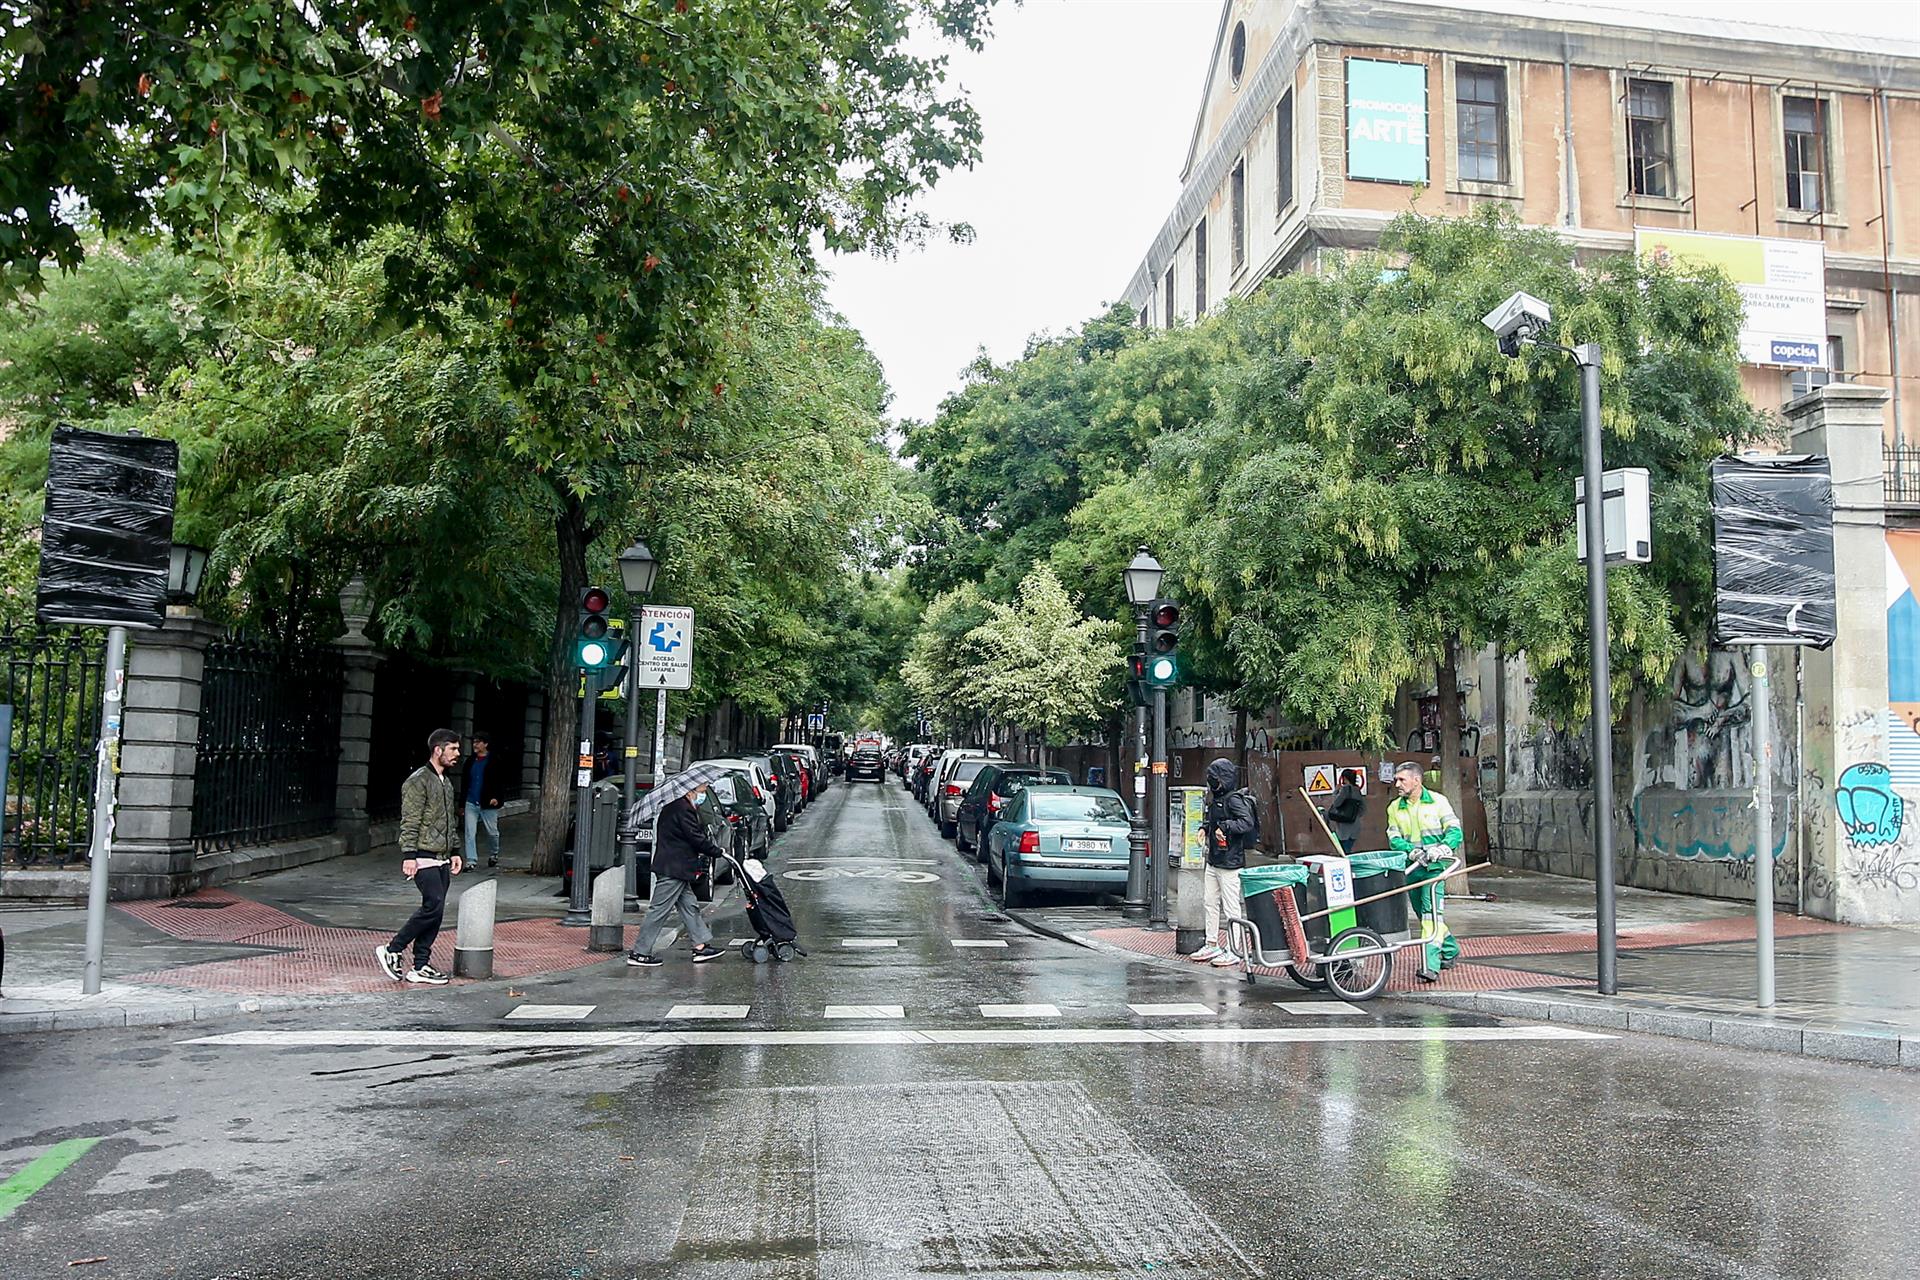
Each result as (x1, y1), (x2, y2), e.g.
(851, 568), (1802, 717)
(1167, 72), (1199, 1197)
(192, 636), (344, 853)
(1, 627), (106, 865)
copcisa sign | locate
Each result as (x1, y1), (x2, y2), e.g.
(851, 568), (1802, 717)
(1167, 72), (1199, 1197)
(1346, 58), (1428, 184)
(1635, 227), (1828, 370)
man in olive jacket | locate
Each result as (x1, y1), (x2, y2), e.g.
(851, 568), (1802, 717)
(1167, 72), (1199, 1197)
(627, 786), (728, 968)
(375, 729), (465, 985)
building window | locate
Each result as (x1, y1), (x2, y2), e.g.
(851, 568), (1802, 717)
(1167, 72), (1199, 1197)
(1230, 159), (1246, 273)
(1626, 78), (1674, 199)
(1163, 267), (1175, 327)
(1228, 22), (1246, 86)
(1276, 90), (1295, 212)
(1456, 64), (1508, 183)
(1194, 219), (1208, 317)
(1783, 96), (1827, 214)
(1790, 336), (1846, 399)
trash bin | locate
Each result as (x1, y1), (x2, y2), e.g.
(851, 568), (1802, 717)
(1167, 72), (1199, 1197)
(1240, 864), (1308, 959)
(1346, 850), (1410, 940)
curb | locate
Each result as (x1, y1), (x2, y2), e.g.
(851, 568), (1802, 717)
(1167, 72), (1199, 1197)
(0, 992), (376, 1037)
(1405, 989), (1920, 1071)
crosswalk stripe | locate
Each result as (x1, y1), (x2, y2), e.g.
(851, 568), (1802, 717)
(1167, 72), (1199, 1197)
(181, 1025), (1614, 1049)
(1274, 1001), (1369, 1017)
(502, 1004), (595, 1021)
(1127, 1002), (1218, 1017)
(980, 1003), (1061, 1018)
(665, 1005), (750, 1020)
(840, 938), (899, 948)
(824, 1005), (906, 1019)
(951, 939), (1010, 948)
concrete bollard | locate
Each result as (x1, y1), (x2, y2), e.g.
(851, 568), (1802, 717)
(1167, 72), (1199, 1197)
(589, 867), (626, 953)
(453, 879), (497, 979)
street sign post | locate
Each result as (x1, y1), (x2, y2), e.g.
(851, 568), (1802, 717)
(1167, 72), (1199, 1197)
(637, 606), (694, 690)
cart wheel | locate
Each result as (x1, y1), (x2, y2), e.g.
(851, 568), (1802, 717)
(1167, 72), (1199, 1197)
(1323, 927), (1391, 1002)
(1285, 963), (1327, 991)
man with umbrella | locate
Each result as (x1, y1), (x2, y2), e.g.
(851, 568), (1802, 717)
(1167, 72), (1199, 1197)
(625, 763), (731, 968)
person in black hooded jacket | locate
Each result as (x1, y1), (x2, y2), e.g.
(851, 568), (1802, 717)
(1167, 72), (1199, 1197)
(1195, 758), (1258, 966)
(626, 787), (728, 968)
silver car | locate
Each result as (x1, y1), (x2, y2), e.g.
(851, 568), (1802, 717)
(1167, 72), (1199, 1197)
(932, 751), (1005, 837)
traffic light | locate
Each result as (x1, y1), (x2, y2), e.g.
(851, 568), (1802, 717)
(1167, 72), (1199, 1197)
(1126, 648), (1148, 706)
(576, 585), (614, 670)
(1145, 598), (1181, 688)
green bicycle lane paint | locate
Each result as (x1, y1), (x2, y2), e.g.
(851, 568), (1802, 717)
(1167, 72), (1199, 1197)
(0, 1138), (101, 1223)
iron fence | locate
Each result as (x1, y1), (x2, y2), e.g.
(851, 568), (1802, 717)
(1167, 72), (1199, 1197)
(1886, 443), (1920, 506)
(191, 636), (344, 853)
(1, 627), (106, 866)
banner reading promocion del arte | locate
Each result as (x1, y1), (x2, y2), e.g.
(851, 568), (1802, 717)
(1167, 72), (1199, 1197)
(1634, 227), (1827, 369)
(1345, 58), (1428, 185)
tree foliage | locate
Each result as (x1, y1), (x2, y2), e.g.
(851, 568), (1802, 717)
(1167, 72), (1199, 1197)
(967, 564), (1122, 752)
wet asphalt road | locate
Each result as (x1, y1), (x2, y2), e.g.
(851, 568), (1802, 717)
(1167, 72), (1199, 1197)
(4, 780), (1919, 1279)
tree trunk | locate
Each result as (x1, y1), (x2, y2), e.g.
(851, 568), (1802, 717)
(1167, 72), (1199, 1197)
(532, 500), (591, 877)
(1438, 636), (1472, 871)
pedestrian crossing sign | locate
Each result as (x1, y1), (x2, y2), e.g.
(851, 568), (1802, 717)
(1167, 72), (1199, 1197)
(1304, 765), (1337, 797)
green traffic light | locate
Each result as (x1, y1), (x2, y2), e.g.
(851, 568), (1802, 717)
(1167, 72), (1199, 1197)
(1146, 654), (1179, 688)
(578, 638), (611, 669)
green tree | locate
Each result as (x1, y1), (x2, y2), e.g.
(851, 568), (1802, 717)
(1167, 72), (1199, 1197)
(900, 583), (992, 738)
(966, 564), (1122, 764)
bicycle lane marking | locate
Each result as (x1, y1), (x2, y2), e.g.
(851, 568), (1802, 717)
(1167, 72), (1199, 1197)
(0, 1137), (101, 1224)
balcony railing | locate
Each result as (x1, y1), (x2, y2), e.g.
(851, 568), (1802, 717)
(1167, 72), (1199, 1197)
(1886, 444), (1920, 506)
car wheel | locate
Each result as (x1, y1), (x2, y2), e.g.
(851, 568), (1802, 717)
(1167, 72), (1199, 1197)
(940, 819), (956, 839)
(998, 868), (1023, 910)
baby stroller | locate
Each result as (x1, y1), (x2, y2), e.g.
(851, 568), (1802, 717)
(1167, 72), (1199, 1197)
(717, 849), (806, 963)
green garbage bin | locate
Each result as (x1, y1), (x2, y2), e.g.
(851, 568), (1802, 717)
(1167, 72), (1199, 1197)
(1239, 865), (1307, 959)
(1346, 850), (1410, 940)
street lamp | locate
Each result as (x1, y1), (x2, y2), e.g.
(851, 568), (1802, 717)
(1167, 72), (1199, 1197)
(1121, 546), (1162, 915)
(1485, 290), (1618, 995)
(615, 540), (658, 910)
(166, 543), (210, 606)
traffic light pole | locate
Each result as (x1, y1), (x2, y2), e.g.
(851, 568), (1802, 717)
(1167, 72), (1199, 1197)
(1148, 685), (1170, 928)
(619, 622), (643, 911)
(562, 669), (597, 928)
(1123, 607), (1150, 914)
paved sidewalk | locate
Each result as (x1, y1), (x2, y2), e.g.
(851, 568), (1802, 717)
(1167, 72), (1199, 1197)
(1011, 865), (1920, 1069)
(0, 814), (741, 1034)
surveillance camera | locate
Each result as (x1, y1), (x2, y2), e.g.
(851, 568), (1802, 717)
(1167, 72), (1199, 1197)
(1481, 291), (1552, 356)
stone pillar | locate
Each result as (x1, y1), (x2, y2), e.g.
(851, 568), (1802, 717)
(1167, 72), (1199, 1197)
(113, 608), (224, 898)
(334, 637), (383, 857)
(521, 688), (546, 799)
(1788, 383), (1915, 925)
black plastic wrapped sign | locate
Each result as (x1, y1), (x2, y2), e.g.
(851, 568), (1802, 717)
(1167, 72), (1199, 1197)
(1709, 454), (1836, 648)
(36, 425), (179, 630)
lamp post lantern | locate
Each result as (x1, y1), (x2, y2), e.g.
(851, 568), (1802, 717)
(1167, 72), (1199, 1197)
(615, 541), (658, 910)
(1121, 546), (1162, 915)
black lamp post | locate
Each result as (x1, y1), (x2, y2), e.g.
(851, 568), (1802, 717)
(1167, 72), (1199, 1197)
(616, 541), (659, 909)
(1122, 545), (1163, 914)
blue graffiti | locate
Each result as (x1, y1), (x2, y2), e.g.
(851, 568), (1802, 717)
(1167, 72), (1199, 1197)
(1835, 762), (1905, 848)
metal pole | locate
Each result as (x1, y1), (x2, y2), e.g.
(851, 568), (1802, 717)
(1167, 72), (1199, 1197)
(652, 686), (669, 778)
(1575, 344), (1619, 996)
(1149, 685), (1170, 928)
(619, 611), (643, 911)
(1753, 650), (1776, 1007)
(1124, 607), (1149, 914)
(81, 625), (129, 994)
(562, 668), (595, 927)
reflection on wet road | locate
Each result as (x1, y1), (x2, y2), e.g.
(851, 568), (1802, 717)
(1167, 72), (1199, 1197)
(3, 780), (1918, 1279)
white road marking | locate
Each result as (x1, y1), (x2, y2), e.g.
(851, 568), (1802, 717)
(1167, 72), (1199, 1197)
(824, 1005), (906, 1019)
(1127, 1002), (1218, 1017)
(182, 1025), (1614, 1049)
(502, 1004), (595, 1021)
(951, 939), (1009, 948)
(1274, 1001), (1369, 1017)
(979, 1004), (1061, 1018)
(786, 867), (940, 882)
(783, 858), (939, 865)
(666, 1005), (751, 1020)
(840, 938), (899, 948)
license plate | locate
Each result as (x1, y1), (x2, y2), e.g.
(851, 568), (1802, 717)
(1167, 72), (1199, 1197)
(1062, 838), (1109, 853)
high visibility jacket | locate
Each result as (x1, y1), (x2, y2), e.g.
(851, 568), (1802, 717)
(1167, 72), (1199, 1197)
(1386, 789), (1463, 853)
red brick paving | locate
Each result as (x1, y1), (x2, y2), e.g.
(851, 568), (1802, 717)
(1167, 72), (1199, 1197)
(118, 889), (636, 995)
(1085, 925), (1573, 994)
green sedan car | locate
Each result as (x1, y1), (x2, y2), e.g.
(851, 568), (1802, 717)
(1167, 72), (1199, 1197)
(985, 785), (1133, 909)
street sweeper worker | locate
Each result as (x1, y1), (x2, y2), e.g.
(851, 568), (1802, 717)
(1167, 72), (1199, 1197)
(1386, 761), (1463, 981)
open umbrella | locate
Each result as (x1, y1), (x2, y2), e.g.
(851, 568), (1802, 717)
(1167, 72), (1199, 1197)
(620, 761), (731, 837)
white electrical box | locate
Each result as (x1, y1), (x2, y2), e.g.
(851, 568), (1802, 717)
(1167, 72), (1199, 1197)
(1574, 467), (1652, 565)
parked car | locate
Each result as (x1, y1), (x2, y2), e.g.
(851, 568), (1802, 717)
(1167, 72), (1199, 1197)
(955, 763), (1071, 855)
(772, 742), (827, 797)
(770, 746), (812, 809)
(761, 750), (802, 830)
(689, 762), (773, 875)
(913, 748), (945, 803)
(846, 744), (886, 782)
(716, 753), (788, 833)
(985, 785), (1133, 909)
(902, 743), (931, 788)
(932, 751), (1005, 837)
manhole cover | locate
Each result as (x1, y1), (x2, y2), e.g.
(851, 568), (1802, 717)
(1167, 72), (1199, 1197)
(158, 899), (231, 910)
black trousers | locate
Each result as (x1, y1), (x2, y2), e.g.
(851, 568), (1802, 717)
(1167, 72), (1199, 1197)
(390, 864), (451, 967)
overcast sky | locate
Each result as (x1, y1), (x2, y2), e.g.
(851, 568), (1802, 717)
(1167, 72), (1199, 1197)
(820, 0), (1915, 430)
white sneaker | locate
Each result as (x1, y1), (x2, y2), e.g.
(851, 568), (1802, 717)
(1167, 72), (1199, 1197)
(1210, 950), (1239, 967)
(1190, 944), (1221, 962)
(404, 967), (450, 985)
(374, 947), (404, 982)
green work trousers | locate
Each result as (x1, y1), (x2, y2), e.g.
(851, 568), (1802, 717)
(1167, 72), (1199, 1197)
(1405, 859), (1461, 972)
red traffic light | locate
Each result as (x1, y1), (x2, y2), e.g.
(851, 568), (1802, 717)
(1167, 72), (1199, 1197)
(1127, 653), (1147, 678)
(1151, 602), (1180, 628)
(580, 586), (611, 614)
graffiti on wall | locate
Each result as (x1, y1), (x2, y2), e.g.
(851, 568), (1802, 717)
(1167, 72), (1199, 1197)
(1644, 652), (1754, 790)
(1835, 762), (1905, 847)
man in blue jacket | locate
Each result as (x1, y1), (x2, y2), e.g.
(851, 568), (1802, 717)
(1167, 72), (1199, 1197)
(627, 785), (728, 968)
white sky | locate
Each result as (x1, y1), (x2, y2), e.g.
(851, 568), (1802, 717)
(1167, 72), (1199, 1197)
(820, 0), (1917, 429)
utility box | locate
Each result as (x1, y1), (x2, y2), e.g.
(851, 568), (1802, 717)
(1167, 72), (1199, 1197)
(1574, 467), (1653, 565)
(1170, 786), (1207, 870)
